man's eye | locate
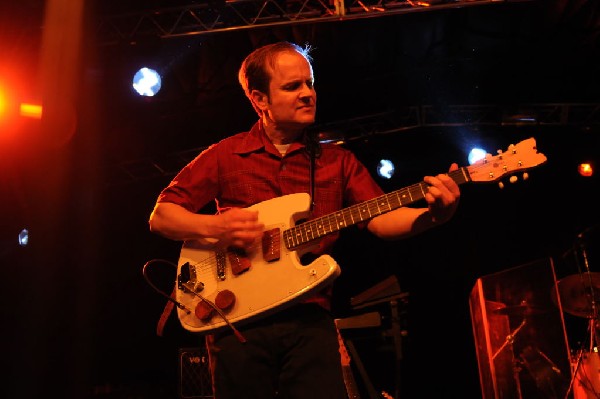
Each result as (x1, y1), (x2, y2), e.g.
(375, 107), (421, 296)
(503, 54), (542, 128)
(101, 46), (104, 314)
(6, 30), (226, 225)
(284, 83), (300, 90)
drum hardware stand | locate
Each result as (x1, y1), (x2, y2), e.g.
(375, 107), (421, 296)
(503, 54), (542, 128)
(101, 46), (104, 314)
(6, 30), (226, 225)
(572, 249), (600, 399)
(578, 233), (599, 351)
(390, 297), (404, 399)
(493, 318), (527, 399)
(345, 338), (381, 399)
(349, 275), (407, 399)
(562, 231), (600, 399)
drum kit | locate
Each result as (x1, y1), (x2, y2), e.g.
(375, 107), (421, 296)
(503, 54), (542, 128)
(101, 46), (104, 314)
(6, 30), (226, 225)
(488, 226), (599, 399)
(552, 226), (600, 399)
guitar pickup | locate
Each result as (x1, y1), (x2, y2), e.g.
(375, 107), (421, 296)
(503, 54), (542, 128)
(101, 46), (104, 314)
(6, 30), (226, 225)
(228, 248), (251, 275)
(262, 228), (281, 262)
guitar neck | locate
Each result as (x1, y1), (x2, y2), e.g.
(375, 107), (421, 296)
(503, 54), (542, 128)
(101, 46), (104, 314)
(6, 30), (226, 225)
(283, 167), (471, 250)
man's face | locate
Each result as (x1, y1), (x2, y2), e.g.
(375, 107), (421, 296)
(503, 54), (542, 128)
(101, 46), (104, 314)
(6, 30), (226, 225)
(263, 51), (317, 129)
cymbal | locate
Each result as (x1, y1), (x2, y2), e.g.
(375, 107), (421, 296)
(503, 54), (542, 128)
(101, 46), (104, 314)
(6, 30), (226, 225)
(553, 272), (600, 318)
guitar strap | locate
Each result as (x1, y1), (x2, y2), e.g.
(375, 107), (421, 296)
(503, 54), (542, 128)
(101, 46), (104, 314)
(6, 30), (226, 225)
(142, 258), (184, 337)
(309, 146), (315, 212)
(305, 128), (321, 213)
(156, 287), (177, 336)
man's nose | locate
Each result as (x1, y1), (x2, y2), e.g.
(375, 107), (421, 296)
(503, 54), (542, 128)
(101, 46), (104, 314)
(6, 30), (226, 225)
(300, 85), (315, 100)
(300, 82), (314, 94)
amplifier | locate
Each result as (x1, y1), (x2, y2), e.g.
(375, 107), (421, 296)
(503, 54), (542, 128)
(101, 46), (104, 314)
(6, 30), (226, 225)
(178, 347), (213, 399)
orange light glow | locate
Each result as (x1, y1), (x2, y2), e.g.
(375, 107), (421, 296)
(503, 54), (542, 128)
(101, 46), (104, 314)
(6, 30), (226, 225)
(20, 103), (43, 119)
(578, 163), (593, 177)
(0, 84), (17, 135)
(0, 87), (7, 119)
(0, 77), (23, 131)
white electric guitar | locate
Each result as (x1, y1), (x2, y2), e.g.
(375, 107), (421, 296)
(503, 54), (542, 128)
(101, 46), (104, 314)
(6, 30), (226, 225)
(175, 137), (547, 334)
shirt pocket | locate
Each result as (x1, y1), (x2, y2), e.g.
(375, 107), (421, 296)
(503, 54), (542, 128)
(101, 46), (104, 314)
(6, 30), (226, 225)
(219, 170), (281, 207)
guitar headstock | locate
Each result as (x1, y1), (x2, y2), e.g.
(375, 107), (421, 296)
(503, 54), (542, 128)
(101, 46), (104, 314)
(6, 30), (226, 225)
(467, 137), (547, 184)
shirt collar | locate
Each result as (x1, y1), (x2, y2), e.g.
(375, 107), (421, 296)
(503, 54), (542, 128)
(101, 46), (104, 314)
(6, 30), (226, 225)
(233, 120), (307, 156)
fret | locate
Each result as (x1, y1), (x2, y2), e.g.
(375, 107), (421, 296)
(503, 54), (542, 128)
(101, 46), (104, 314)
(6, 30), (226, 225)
(306, 224), (316, 241)
(325, 213), (337, 232)
(399, 187), (412, 203)
(376, 196), (392, 214)
(320, 216), (332, 235)
(366, 199), (378, 217)
(346, 207), (357, 225)
(292, 227), (302, 246)
(315, 220), (324, 237)
(404, 184), (420, 202)
(335, 211), (348, 229)
(341, 209), (353, 227)
(300, 224), (309, 244)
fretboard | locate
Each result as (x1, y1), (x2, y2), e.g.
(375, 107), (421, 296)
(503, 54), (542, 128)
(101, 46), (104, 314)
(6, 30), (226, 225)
(283, 167), (470, 250)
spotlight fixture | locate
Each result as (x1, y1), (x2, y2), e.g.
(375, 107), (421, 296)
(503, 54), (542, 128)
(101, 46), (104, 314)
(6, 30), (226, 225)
(18, 228), (29, 247)
(377, 159), (395, 179)
(578, 162), (593, 177)
(132, 67), (162, 97)
(468, 147), (487, 165)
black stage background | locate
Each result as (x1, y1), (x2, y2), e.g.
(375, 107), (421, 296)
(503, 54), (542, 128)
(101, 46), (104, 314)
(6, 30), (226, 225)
(0, 0), (598, 398)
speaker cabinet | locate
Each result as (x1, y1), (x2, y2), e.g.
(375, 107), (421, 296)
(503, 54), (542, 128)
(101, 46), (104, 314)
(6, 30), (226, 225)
(178, 347), (213, 399)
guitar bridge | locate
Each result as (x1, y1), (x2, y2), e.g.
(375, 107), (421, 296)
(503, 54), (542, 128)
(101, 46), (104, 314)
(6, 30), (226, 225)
(217, 250), (227, 281)
(178, 262), (204, 293)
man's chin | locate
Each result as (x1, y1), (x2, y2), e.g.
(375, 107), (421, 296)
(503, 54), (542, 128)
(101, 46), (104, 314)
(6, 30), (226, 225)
(299, 116), (316, 125)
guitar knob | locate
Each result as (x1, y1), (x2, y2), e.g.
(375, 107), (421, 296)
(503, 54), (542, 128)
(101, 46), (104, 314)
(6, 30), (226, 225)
(509, 176), (518, 184)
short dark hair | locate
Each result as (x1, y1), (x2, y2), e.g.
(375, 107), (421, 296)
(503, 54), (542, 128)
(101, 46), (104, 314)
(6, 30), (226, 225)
(238, 41), (313, 115)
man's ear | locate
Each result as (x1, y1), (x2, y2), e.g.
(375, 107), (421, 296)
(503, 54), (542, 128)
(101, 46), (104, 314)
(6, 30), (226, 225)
(251, 90), (269, 111)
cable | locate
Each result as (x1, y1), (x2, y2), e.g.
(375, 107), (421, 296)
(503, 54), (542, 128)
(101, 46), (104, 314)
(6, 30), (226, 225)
(142, 259), (193, 313)
(142, 258), (246, 343)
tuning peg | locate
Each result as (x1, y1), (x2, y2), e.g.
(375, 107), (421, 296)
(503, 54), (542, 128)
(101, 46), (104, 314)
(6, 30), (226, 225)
(499, 181), (505, 189)
(509, 176), (518, 184)
(508, 144), (516, 153)
(523, 172), (529, 180)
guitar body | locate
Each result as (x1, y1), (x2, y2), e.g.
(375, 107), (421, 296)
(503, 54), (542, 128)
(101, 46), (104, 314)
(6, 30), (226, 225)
(176, 193), (342, 334)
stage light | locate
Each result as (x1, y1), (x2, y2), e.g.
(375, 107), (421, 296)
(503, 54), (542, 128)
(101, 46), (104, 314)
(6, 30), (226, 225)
(377, 159), (395, 179)
(317, 131), (345, 144)
(0, 88), (7, 119)
(578, 162), (593, 177)
(18, 229), (29, 247)
(0, 83), (19, 135)
(132, 67), (162, 97)
(20, 103), (42, 119)
(468, 147), (487, 165)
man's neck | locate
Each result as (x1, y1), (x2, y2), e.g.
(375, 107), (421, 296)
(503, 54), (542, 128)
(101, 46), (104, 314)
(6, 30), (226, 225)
(262, 118), (304, 145)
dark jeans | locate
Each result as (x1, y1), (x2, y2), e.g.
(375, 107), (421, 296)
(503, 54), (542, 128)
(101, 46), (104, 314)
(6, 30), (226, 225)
(206, 303), (348, 399)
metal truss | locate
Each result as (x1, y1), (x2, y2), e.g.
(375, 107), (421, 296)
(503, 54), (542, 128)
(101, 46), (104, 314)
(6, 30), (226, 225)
(96, 0), (507, 45)
(104, 102), (599, 186)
